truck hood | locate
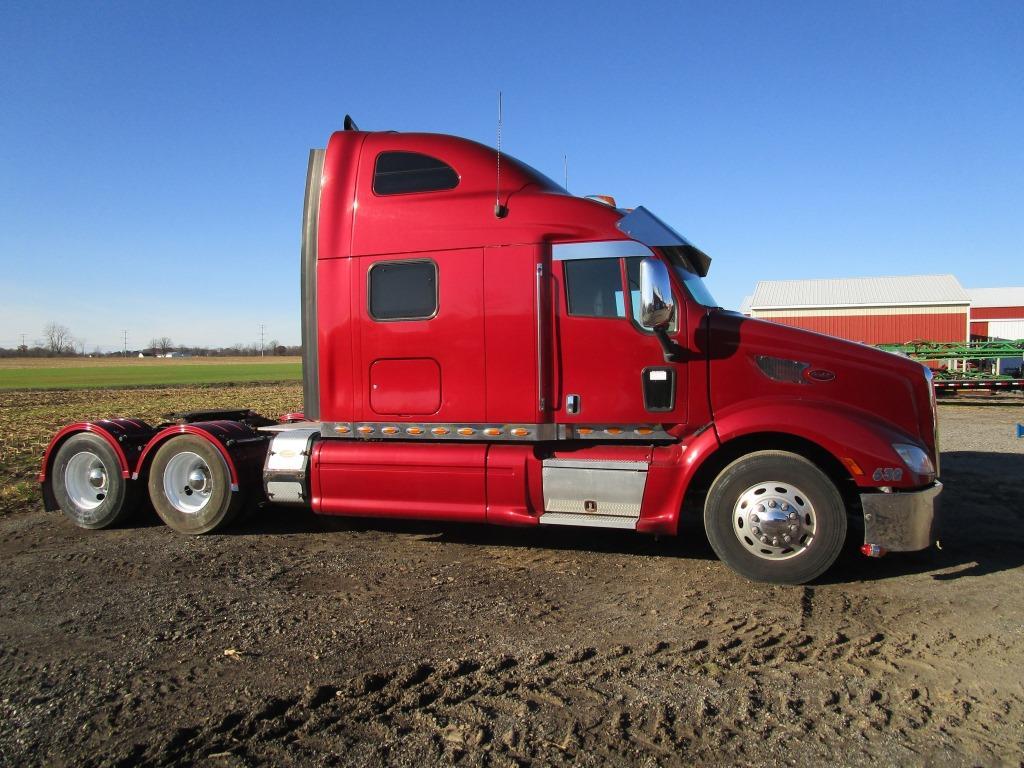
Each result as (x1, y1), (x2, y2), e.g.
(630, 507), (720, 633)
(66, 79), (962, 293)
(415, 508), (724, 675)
(703, 310), (936, 460)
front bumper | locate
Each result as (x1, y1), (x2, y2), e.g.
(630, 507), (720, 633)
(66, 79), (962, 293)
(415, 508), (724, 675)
(861, 481), (942, 552)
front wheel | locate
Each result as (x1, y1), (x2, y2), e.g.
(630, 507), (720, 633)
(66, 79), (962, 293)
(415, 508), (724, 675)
(147, 435), (241, 534)
(704, 450), (847, 585)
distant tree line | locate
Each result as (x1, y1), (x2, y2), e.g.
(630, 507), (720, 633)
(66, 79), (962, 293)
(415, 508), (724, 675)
(0, 323), (300, 358)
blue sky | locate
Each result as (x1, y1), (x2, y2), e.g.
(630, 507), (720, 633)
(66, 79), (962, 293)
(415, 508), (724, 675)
(1, 1), (1021, 350)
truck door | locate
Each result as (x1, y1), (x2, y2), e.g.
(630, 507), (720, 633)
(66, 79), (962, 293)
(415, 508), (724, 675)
(552, 244), (688, 431)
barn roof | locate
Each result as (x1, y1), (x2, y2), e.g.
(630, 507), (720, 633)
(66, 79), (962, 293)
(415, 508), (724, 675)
(966, 287), (1024, 308)
(749, 274), (970, 310)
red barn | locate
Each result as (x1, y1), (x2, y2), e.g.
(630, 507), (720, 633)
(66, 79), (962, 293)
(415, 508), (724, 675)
(748, 274), (970, 345)
(967, 288), (1024, 341)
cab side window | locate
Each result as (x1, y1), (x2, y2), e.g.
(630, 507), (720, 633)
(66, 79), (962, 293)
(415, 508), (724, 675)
(373, 152), (459, 195)
(564, 259), (626, 318)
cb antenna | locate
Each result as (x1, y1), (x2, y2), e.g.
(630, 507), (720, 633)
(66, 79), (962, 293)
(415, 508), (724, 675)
(563, 154), (568, 191)
(494, 91), (508, 218)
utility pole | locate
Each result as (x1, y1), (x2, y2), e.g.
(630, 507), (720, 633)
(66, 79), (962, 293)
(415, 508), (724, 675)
(259, 323), (266, 358)
(122, 330), (128, 357)
(19, 333), (26, 352)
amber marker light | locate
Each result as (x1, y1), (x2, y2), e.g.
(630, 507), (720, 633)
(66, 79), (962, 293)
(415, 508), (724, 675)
(604, 427), (623, 435)
(577, 427), (594, 435)
(457, 428), (475, 436)
(381, 426), (398, 435)
(333, 425), (351, 434)
(431, 427), (451, 436)
(406, 427), (424, 435)
(356, 426), (374, 434)
(634, 427), (654, 436)
(842, 457), (864, 476)
(483, 428), (502, 436)
(510, 428), (529, 437)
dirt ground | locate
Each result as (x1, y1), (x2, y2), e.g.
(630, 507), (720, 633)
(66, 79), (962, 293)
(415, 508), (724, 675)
(1, 393), (1022, 767)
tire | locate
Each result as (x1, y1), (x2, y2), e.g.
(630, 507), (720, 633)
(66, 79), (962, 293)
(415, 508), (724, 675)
(704, 450), (847, 585)
(52, 433), (138, 529)
(147, 435), (242, 535)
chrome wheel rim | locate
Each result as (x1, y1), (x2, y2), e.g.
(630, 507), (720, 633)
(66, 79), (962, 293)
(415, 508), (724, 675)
(163, 451), (213, 514)
(64, 451), (108, 510)
(732, 481), (815, 560)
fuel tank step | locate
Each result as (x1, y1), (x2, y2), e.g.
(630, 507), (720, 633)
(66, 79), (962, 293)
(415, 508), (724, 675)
(538, 511), (638, 529)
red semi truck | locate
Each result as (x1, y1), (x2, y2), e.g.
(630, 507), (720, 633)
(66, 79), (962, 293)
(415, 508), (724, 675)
(39, 119), (941, 584)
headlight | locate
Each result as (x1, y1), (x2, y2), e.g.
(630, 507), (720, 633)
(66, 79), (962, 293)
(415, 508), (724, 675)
(893, 443), (935, 477)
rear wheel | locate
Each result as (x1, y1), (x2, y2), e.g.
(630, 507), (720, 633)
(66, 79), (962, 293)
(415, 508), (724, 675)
(52, 433), (138, 529)
(704, 450), (846, 585)
(148, 435), (241, 534)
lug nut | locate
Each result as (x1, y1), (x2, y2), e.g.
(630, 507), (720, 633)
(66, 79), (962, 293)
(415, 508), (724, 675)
(768, 500), (777, 508)
(752, 526), (761, 535)
(771, 537), (780, 546)
(760, 535), (769, 543)
(784, 534), (792, 543)
(751, 514), (760, 523)
(789, 512), (798, 521)
(757, 504), (765, 513)
(790, 524), (798, 532)
(781, 503), (789, 511)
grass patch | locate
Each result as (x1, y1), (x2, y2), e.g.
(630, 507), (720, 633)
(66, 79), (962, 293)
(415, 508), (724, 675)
(0, 357), (301, 390)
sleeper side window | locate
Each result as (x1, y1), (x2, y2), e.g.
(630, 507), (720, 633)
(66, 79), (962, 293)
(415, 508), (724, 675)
(564, 259), (626, 318)
(368, 260), (437, 321)
(373, 152), (459, 195)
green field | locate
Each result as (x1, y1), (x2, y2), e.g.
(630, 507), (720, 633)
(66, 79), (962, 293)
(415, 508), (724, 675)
(0, 356), (302, 390)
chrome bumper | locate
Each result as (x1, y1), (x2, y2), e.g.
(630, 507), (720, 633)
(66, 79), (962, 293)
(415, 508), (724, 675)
(861, 481), (942, 552)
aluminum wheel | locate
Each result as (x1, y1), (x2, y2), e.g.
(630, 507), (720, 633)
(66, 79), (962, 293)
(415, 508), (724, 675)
(63, 451), (109, 511)
(162, 451), (214, 515)
(732, 480), (816, 561)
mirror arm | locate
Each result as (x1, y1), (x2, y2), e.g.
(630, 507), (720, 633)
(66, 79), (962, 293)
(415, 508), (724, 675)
(654, 327), (683, 363)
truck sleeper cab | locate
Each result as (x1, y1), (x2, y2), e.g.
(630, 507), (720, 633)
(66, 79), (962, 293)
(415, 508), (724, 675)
(40, 120), (942, 585)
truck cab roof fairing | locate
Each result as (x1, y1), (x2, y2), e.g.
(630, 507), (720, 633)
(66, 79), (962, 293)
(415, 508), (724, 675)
(616, 206), (712, 277)
(342, 131), (620, 256)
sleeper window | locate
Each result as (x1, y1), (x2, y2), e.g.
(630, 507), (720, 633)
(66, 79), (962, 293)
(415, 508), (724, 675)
(369, 261), (437, 320)
(373, 152), (459, 195)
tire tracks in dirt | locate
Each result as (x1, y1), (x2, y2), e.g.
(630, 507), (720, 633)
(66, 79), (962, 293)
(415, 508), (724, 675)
(98, 619), (1021, 768)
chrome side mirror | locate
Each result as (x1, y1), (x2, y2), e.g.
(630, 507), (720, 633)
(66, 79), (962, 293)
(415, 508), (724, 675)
(639, 258), (675, 330)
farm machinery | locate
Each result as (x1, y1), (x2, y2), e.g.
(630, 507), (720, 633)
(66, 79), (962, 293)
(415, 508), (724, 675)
(880, 340), (1024, 394)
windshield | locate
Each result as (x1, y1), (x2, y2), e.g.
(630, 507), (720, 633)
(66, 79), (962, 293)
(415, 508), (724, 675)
(673, 261), (718, 308)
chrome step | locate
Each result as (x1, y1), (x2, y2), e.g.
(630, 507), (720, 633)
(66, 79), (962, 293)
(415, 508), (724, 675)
(539, 512), (638, 529)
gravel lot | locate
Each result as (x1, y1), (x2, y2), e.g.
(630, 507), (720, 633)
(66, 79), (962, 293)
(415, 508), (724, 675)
(1, 396), (1022, 766)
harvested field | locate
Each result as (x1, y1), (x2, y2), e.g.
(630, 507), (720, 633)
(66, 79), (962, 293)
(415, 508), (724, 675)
(0, 385), (302, 517)
(0, 387), (1022, 766)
